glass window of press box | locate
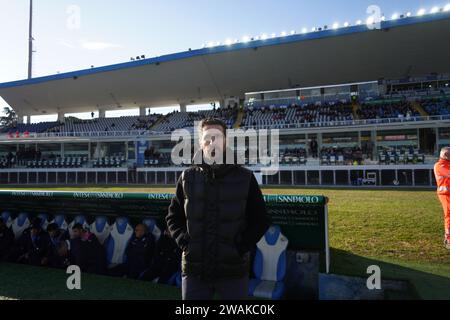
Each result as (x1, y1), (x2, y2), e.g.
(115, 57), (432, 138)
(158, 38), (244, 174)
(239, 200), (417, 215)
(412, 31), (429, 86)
(279, 135), (307, 150)
(91, 142), (126, 159)
(322, 132), (359, 148)
(0, 144), (18, 158)
(63, 142), (89, 158)
(377, 129), (419, 151)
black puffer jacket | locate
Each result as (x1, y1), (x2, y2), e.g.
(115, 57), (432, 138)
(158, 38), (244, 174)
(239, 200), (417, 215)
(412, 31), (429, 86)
(125, 233), (155, 279)
(166, 163), (270, 281)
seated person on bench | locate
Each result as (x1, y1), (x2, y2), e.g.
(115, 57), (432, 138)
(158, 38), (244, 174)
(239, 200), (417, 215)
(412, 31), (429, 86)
(0, 217), (14, 262)
(68, 223), (106, 275)
(124, 223), (155, 279)
(141, 228), (182, 284)
(47, 223), (69, 268)
(16, 219), (52, 266)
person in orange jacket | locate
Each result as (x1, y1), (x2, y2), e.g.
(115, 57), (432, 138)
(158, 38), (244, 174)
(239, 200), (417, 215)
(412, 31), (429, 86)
(434, 147), (450, 249)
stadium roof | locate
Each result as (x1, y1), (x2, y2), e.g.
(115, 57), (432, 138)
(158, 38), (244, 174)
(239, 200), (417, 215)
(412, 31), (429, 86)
(1, 11), (450, 116)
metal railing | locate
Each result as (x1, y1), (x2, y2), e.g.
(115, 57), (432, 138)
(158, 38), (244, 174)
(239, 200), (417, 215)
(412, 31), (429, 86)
(240, 114), (450, 130)
(245, 94), (351, 107)
(0, 129), (169, 139)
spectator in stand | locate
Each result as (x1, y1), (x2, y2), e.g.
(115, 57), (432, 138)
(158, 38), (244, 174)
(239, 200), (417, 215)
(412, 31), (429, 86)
(310, 138), (318, 158)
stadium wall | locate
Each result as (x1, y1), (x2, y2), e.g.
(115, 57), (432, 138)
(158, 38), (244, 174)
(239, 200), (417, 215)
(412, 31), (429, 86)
(0, 165), (436, 188)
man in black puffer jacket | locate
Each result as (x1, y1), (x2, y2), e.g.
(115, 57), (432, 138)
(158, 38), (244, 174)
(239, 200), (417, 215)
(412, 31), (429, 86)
(166, 118), (271, 300)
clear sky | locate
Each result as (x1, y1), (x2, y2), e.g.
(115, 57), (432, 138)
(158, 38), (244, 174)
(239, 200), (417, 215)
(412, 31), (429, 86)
(0, 0), (445, 121)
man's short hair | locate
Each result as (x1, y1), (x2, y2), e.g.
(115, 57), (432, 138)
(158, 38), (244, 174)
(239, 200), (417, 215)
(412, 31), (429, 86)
(135, 223), (148, 232)
(198, 118), (227, 138)
(441, 147), (450, 159)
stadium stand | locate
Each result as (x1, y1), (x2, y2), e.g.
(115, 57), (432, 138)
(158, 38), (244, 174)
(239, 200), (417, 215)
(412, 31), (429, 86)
(0, 95), (446, 172)
(0, 156), (14, 168)
(130, 115), (163, 130)
(320, 147), (365, 166)
(151, 107), (238, 133)
(26, 156), (88, 169)
(2, 122), (60, 134)
(421, 98), (450, 116)
(93, 156), (126, 168)
(143, 154), (172, 167)
(378, 147), (425, 165)
(48, 115), (161, 134)
(357, 101), (420, 120)
(280, 148), (308, 166)
(1, 98), (449, 138)
(241, 101), (354, 129)
(0, 115), (165, 136)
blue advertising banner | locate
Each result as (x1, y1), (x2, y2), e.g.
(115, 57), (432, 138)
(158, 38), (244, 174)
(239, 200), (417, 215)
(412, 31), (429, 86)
(136, 140), (149, 166)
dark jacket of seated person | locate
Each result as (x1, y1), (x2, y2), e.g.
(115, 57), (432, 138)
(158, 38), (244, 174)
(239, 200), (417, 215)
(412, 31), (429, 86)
(142, 228), (182, 284)
(125, 223), (155, 279)
(80, 231), (107, 275)
(46, 223), (70, 269)
(16, 222), (52, 266)
(54, 240), (76, 269)
(69, 223), (107, 275)
(0, 218), (14, 261)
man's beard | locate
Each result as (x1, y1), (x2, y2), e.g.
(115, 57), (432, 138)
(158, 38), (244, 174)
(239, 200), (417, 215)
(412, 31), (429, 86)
(204, 147), (224, 164)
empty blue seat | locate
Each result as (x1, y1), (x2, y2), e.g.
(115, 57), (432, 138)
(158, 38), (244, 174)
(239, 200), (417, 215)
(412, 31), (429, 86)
(90, 216), (111, 245)
(105, 217), (134, 268)
(37, 213), (49, 230)
(248, 225), (289, 300)
(1, 211), (13, 228)
(51, 214), (69, 231)
(11, 212), (30, 239)
(142, 218), (161, 242)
